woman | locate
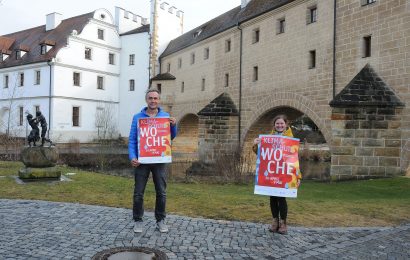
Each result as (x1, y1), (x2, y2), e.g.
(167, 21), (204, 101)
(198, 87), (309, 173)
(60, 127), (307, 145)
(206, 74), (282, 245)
(253, 114), (301, 235)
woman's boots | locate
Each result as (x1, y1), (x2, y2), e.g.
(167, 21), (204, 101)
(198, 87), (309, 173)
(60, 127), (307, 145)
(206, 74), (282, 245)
(278, 219), (287, 235)
(269, 218), (279, 232)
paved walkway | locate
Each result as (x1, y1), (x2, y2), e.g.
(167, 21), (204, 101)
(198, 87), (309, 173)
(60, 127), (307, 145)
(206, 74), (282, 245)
(0, 199), (409, 260)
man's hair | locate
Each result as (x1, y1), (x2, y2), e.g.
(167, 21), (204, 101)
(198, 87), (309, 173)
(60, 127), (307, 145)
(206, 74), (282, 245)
(145, 88), (161, 99)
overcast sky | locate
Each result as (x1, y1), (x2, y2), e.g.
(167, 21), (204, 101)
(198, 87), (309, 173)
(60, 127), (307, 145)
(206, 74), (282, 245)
(0, 0), (240, 35)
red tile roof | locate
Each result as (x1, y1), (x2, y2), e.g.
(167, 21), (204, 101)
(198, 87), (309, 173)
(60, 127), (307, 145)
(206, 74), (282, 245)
(0, 12), (94, 69)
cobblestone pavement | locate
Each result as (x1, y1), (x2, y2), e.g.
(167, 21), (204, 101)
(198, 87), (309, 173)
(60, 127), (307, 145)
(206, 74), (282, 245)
(0, 199), (409, 260)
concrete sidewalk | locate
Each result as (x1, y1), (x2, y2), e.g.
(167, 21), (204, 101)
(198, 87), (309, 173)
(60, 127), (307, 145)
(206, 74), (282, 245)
(0, 199), (408, 259)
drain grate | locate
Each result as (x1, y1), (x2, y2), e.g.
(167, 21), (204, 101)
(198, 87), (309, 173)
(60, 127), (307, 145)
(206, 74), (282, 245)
(92, 247), (167, 260)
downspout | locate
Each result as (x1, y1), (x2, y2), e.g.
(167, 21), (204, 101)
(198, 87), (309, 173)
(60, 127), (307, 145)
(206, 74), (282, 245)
(47, 59), (53, 139)
(332, 0), (337, 98)
(237, 23), (243, 144)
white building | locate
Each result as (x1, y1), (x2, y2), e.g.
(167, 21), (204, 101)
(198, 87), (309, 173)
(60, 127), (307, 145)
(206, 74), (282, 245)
(0, 0), (183, 142)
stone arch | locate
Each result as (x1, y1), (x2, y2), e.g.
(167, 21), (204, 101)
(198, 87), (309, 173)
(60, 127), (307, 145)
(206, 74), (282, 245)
(241, 92), (331, 144)
(172, 113), (199, 161)
(173, 102), (205, 122)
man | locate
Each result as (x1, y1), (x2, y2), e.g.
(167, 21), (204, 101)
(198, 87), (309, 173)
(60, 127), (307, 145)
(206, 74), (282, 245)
(35, 111), (52, 146)
(128, 89), (177, 233)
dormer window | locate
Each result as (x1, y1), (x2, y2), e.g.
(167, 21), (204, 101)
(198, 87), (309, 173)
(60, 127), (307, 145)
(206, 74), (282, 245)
(193, 28), (203, 39)
(39, 40), (55, 55)
(41, 45), (47, 55)
(16, 50), (21, 59)
(0, 51), (10, 62)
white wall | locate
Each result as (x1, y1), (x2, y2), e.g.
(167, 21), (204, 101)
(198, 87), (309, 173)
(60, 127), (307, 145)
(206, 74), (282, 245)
(118, 32), (150, 137)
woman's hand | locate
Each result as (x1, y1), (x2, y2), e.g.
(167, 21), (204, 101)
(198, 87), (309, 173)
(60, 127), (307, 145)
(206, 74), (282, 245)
(253, 138), (261, 145)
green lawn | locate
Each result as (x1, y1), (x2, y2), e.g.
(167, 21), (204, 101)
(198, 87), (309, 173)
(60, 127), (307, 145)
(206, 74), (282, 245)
(1, 161), (409, 227)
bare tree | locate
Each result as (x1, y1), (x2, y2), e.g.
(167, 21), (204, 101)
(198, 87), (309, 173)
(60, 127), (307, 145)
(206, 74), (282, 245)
(95, 101), (118, 142)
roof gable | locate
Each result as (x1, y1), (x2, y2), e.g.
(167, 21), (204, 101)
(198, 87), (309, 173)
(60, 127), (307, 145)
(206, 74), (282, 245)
(330, 64), (405, 108)
(0, 12), (94, 69)
(198, 93), (239, 116)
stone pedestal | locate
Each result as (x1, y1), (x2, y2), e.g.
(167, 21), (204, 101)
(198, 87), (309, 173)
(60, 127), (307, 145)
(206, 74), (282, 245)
(19, 146), (61, 180)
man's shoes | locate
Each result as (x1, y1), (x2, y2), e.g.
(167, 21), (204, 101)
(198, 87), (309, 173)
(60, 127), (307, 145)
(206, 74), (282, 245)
(157, 220), (169, 233)
(133, 221), (143, 233)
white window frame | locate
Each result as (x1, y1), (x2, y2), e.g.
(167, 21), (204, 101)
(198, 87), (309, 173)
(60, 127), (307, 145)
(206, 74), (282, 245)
(34, 70), (41, 85)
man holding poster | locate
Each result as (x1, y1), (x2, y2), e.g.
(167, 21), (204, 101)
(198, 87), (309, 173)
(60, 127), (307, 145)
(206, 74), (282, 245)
(128, 89), (177, 233)
(253, 115), (301, 235)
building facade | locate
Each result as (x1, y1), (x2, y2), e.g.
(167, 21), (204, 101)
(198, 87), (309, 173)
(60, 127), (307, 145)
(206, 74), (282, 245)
(154, 0), (409, 179)
(0, 1), (183, 142)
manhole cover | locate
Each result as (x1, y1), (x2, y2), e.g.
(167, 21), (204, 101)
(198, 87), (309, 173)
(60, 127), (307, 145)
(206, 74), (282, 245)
(92, 247), (167, 260)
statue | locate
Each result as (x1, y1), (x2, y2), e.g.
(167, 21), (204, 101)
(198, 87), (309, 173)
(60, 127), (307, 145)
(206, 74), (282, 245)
(27, 113), (40, 147)
(35, 111), (53, 147)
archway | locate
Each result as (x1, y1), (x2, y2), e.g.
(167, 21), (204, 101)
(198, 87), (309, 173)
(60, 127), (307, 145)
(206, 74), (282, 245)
(172, 113), (199, 161)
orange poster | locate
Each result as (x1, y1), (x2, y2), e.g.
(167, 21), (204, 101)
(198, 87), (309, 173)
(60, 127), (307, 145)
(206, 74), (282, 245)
(254, 135), (301, 198)
(137, 117), (172, 163)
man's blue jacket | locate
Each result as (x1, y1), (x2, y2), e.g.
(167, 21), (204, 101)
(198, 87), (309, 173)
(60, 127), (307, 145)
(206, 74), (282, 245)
(128, 107), (177, 161)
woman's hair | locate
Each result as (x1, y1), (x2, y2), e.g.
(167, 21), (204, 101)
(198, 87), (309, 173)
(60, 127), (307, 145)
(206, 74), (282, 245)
(272, 114), (289, 125)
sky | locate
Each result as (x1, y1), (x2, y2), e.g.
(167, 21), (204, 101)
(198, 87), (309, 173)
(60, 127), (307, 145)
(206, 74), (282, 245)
(0, 0), (240, 35)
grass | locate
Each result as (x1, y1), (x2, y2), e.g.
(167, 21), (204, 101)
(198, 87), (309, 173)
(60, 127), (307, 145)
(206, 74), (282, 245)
(1, 161), (409, 227)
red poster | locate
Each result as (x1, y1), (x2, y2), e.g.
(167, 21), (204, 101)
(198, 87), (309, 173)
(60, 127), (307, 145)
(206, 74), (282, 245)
(137, 117), (172, 163)
(254, 135), (301, 198)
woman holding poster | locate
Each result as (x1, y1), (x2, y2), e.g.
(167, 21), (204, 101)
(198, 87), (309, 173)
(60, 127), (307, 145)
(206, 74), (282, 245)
(253, 115), (301, 235)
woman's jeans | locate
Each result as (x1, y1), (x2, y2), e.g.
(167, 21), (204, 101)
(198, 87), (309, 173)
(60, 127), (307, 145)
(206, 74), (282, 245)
(133, 163), (167, 222)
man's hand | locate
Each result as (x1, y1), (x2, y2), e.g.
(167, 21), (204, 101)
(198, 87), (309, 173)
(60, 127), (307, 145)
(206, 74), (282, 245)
(131, 158), (140, 168)
(169, 117), (176, 126)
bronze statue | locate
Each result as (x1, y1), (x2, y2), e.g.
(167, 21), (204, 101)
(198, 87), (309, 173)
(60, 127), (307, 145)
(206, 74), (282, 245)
(35, 111), (53, 146)
(27, 113), (40, 147)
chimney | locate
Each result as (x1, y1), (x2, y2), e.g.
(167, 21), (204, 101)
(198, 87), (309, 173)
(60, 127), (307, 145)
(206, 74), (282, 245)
(46, 12), (63, 31)
(241, 0), (251, 9)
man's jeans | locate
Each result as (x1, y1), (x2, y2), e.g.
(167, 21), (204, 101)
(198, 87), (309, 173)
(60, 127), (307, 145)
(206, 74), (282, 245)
(133, 163), (167, 222)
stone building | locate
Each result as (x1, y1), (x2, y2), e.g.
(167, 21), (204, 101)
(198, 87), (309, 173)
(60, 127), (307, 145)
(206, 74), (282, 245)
(154, 0), (409, 179)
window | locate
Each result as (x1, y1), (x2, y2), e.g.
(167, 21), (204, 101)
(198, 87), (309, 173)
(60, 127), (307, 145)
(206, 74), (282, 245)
(19, 106), (24, 126)
(98, 29), (104, 40)
(253, 66), (258, 82)
(109, 53), (115, 65)
(204, 47), (209, 60)
(225, 39), (231, 52)
(361, 0), (376, 6)
(252, 28), (260, 43)
(191, 53), (195, 65)
(129, 54), (135, 65)
(19, 73), (24, 87)
(85, 47), (92, 60)
(129, 79), (135, 91)
(97, 76), (104, 90)
(167, 63), (171, 73)
(363, 36), (371, 58)
(307, 6), (317, 24)
(34, 71), (40, 85)
(278, 18), (286, 34)
(201, 78), (205, 91)
(72, 107), (80, 127)
(40, 45), (47, 55)
(16, 50), (21, 59)
(157, 84), (162, 93)
(73, 72), (80, 86)
(181, 81), (184, 93)
(3, 75), (8, 88)
(178, 58), (182, 68)
(35, 106), (40, 113)
(193, 28), (203, 39)
(309, 50), (316, 69)
(225, 73), (229, 87)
